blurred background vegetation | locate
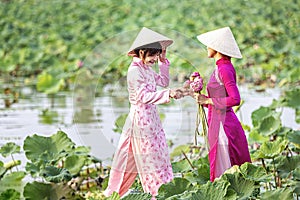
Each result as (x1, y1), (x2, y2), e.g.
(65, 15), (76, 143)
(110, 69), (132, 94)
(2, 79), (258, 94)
(0, 0), (299, 91)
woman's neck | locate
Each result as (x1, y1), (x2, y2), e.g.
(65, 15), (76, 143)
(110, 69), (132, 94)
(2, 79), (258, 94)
(214, 52), (230, 62)
(214, 52), (223, 61)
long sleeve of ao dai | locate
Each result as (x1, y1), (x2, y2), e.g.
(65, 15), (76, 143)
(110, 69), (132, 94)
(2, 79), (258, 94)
(127, 57), (171, 105)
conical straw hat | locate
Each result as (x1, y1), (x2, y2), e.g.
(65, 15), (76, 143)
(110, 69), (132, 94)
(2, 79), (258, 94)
(127, 27), (173, 56)
(196, 27), (242, 59)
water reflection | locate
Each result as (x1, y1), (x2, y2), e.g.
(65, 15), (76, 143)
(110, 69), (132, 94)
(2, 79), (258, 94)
(0, 82), (299, 169)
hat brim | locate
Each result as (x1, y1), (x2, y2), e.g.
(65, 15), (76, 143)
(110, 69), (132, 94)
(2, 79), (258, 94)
(196, 27), (242, 59)
(127, 27), (173, 56)
(127, 40), (173, 56)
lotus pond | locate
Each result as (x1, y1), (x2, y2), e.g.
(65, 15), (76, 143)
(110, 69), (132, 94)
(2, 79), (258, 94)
(1, 0), (300, 199)
(0, 78), (300, 199)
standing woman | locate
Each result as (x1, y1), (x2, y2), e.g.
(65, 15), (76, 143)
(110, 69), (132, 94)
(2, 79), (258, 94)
(195, 27), (251, 181)
(104, 27), (181, 199)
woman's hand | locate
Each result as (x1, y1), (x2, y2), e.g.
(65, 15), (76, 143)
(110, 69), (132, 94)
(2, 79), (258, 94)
(159, 48), (166, 63)
(194, 93), (213, 105)
(170, 87), (194, 99)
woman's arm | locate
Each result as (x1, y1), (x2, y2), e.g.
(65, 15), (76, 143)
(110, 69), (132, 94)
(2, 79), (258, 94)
(212, 64), (241, 109)
(154, 59), (170, 87)
(128, 65), (170, 105)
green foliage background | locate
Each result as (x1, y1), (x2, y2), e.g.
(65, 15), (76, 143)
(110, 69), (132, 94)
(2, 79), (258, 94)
(0, 0), (299, 85)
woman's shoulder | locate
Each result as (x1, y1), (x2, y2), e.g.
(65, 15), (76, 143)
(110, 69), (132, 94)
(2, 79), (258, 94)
(217, 58), (234, 71)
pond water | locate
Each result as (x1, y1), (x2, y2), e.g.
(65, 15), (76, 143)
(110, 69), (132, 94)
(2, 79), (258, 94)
(0, 84), (299, 171)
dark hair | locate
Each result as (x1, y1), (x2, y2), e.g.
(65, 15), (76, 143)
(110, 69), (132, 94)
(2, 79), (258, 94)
(133, 42), (162, 59)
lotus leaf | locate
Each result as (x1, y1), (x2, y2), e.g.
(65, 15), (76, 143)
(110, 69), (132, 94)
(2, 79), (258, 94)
(252, 138), (288, 159)
(170, 144), (190, 159)
(73, 146), (91, 155)
(64, 155), (86, 175)
(282, 88), (300, 109)
(0, 142), (20, 158)
(157, 177), (192, 199)
(261, 187), (293, 200)
(276, 155), (300, 178)
(0, 189), (20, 200)
(287, 130), (300, 149)
(0, 172), (26, 190)
(257, 115), (281, 136)
(221, 172), (255, 200)
(23, 181), (73, 200)
(185, 179), (230, 200)
(38, 110), (59, 125)
(172, 159), (193, 173)
(251, 106), (273, 127)
(191, 155), (209, 166)
(0, 161), (6, 178)
(113, 113), (128, 134)
(293, 167), (300, 181)
(122, 193), (152, 200)
(291, 180), (300, 196)
(23, 130), (75, 162)
(25, 162), (40, 177)
(41, 166), (72, 183)
(239, 162), (270, 182)
(183, 165), (210, 184)
(36, 72), (65, 94)
(105, 191), (120, 200)
(248, 130), (269, 144)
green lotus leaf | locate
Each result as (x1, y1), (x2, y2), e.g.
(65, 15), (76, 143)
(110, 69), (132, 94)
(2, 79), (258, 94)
(23, 130), (75, 162)
(261, 187), (293, 200)
(281, 88), (300, 109)
(248, 129), (269, 144)
(251, 106), (273, 127)
(25, 162), (41, 177)
(295, 108), (300, 124)
(170, 144), (190, 159)
(287, 130), (300, 149)
(0, 161), (6, 178)
(0, 142), (20, 158)
(0, 189), (20, 200)
(179, 179), (230, 200)
(121, 193), (152, 200)
(257, 115), (281, 136)
(252, 138), (288, 159)
(64, 155), (86, 175)
(192, 155), (209, 166)
(36, 72), (65, 94)
(172, 159), (193, 173)
(23, 181), (73, 200)
(73, 146), (91, 155)
(113, 113), (128, 134)
(105, 191), (120, 200)
(183, 165), (210, 184)
(293, 167), (300, 181)
(0, 171), (26, 190)
(239, 162), (270, 182)
(221, 172), (255, 200)
(276, 155), (300, 178)
(290, 180), (300, 195)
(38, 109), (59, 125)
(41, 166), (72, 183)
(157, 177), (192, 199)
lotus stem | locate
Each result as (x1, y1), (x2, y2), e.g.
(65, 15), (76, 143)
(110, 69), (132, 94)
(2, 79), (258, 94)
(11, 154), (19, 171)
(181, 150), (194, 170)
(272, 157), (277, 189)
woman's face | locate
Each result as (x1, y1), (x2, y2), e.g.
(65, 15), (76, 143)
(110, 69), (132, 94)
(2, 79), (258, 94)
(207, 47), (217, 58)
(141, 51), (160, 66)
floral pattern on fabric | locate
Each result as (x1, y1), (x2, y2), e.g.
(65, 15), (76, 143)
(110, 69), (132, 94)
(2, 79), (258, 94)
(105, 57), (173, 198)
